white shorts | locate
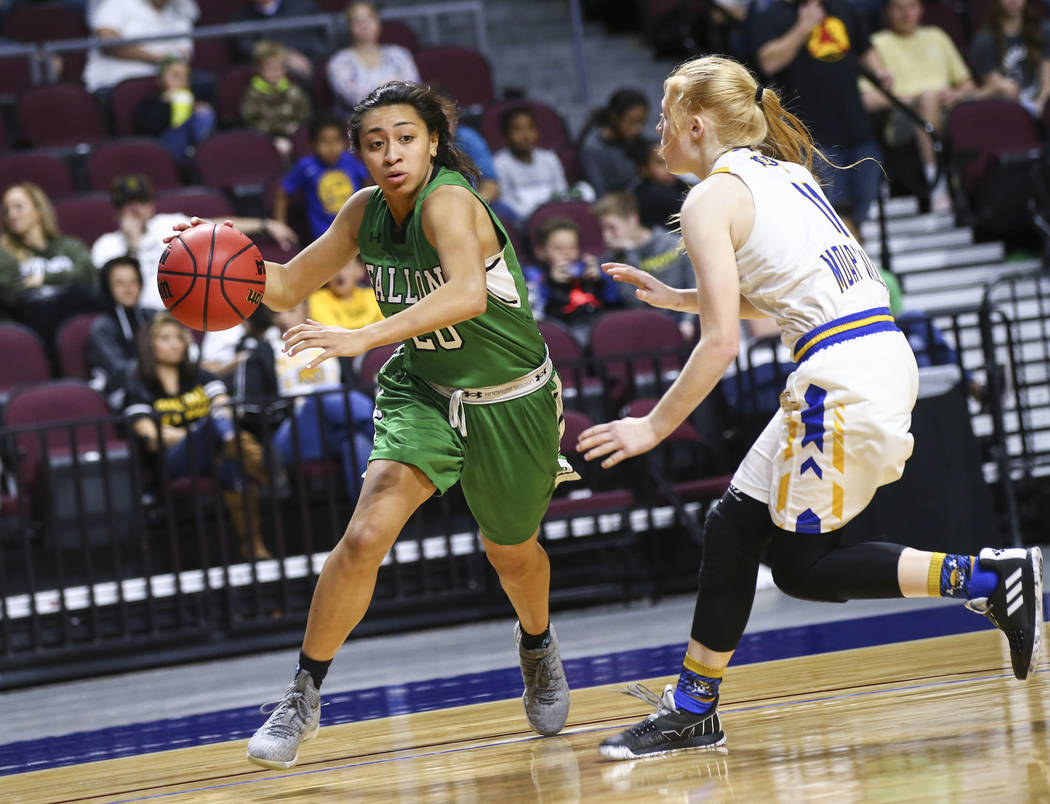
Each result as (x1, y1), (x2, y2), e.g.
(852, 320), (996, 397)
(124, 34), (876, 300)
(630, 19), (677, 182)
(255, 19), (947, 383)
(732, 329), (919, 533)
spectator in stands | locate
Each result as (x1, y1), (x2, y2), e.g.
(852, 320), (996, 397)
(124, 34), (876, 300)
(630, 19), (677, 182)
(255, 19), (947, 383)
(629, 138), (690, 229)
(753, 0), (893, 229)
(436, 93), (509, 218)
(271, 300), (375, 499)
(275, 114), (371, 242)
(577, 88), (650, 198)
(91, 174), (299, 310)
(0, 182), (97, 345)
(233, 0), (328, 80)
(88, 255), (155, 408)
(591, 192), (696, 339)
(860, 0), (976, 211)
(83, 0), (199, 94)
(241, 40), (313, 160)
(522, 215), (618, 337)
(134, 55), (215, 160)
(124, 312), (273, 560)
(970, 0), (1050, 116)
(306, 256), (383, 329)
(493, 105), (571, 222)
(327, 1), (420, 114)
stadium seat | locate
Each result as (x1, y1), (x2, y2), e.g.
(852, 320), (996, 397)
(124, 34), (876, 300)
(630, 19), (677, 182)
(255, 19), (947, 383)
(194, 130), (283, 202)
(154, 186), (236, 219)
(381, 20), (421, 52)
(17, 85), (107, 148)
(54, 193), (115, 245)
(480, 100), (570, 153)
(111, 76), (161, 137)
(528, 200), (604, 257)
(0, 152), (76, 199)
(920, 2), (968, 54)
(415, 46), (495, 110)
(192, 37), (234, 74)
(538, 319), (602, 415)
(0, 323), (51, 398)
(87, 140), (181, 193)
(0, 54), (34, 99)
(197, 0), (245, 24)
(589, 309), (687, 415)
(55, 314), (101, 380)
(355, 342), (399, 393)
(3, 5), (88, 82)
(557, 145), (583, 184)
(215, 65), (256, 128)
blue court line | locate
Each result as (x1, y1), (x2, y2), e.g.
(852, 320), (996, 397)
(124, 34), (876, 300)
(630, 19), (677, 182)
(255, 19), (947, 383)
(0, 601), (1008, 778)
(102, 666), (1043, 804)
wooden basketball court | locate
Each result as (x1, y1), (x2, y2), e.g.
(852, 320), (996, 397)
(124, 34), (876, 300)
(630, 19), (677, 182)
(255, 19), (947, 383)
(6, 628), (1046, 803)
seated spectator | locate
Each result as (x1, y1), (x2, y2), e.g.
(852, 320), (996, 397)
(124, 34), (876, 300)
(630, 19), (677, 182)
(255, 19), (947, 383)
(629, 138), (690, 229)
(860, 0), (976, 209)
(970, 0), (1050, 116)
(234, 0), (328, 80)
(327, 1), (421, 114)
(438, 94), (510, 218)
(134, 56), (215, 160)
(577, 88), (650, 198)
(522, 215), (618, 339)
(271, 301), (375, 499)
(0, 182), (98, 348)
(493, 105), (572, 221)
(241, 40), (313, 160)
(591, 191), (696, 340)
(83, 0), (198, 94)
(91, 174), (299, 310)
(275, 114), (371, 242)
(88, 255), (155, 408)
(307, 256), (383, 329)
(124, 313), (273, 560)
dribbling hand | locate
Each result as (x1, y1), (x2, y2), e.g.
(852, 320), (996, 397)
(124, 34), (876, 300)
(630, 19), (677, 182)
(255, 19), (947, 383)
(282, 319), (375, 368)
(603, 263), (681, 310)
(162, 217), (234, 244)
(577, 416), (660, 469)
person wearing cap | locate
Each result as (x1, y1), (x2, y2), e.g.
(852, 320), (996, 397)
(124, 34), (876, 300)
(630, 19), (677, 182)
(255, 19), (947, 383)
(91, 174), (299, 310)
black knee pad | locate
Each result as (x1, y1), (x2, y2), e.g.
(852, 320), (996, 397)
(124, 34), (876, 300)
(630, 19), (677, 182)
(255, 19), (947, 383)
(692, 486), (781, 651)
(767, 537), (906, 602)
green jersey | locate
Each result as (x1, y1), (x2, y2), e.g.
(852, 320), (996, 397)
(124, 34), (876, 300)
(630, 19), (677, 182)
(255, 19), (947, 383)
(357, 167), (546, 388)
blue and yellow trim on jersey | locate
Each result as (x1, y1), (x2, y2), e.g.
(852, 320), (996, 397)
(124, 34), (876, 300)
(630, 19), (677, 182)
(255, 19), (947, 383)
(792, 307), (899, 365)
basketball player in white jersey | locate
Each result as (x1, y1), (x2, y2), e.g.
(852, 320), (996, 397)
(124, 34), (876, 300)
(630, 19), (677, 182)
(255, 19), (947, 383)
(577, 54), (1043, 760)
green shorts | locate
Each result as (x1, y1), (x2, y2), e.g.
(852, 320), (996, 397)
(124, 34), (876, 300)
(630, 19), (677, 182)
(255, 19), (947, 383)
(370, 349), (576, 545)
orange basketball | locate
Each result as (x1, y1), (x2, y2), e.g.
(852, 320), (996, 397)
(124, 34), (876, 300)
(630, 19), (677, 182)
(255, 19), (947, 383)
(157, 223), (266, 331)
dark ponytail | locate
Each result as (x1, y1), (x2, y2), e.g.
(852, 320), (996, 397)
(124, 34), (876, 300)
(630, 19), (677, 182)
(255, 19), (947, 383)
(348, 81), (481, 187)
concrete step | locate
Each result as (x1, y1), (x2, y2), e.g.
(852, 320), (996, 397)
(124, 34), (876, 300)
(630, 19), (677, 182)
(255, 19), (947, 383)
(900, 261), (1025, 294)
(877, 228), (974, 254)
(873, 241), (1005, 274)
(861, 211), (955, 238)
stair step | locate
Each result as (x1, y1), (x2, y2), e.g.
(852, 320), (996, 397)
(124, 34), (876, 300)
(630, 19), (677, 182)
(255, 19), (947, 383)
(900, 261), (1021, 294)
(874, 241), (1005, 274)
(876, 229), (974, 254)
(861, 211), (955, 238)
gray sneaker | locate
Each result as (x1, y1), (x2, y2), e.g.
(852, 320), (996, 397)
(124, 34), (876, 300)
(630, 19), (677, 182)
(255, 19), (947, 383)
(246, 671), (321, 769)
(516, 622), (570, 735)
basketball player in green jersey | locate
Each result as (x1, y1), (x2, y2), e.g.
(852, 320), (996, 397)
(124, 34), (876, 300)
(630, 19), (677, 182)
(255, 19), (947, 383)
(241, 81), (576, 769)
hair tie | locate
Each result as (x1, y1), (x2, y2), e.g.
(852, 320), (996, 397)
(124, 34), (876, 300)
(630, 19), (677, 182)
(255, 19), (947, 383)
(755, 84), (765, 106)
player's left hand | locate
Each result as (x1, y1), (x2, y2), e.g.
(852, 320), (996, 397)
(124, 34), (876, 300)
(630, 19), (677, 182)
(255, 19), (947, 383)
(162, 217), (233, 244)
(282, 319), (374, 367)
(577, 416), (660, 468)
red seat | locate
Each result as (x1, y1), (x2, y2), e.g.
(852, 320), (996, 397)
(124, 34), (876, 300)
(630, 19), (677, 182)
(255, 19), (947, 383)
(0, 323), (51, 398)
(480, 100), (570, 153)
(538, 319), (601, 408)
(54, 193), (115, 246)
(557, 146), (583, 184)
(0, 54), (34, 98)
(195, 130), (284, 195)
(528, 200), (604, 257)
(355, 342), (400, 393)
(415, 46), (495, 110)
(17, 85), (107, 148)
(154, 186), (236, 220)
(56, 314), (101, 380)
(920, 3), (968, 55)
(590, 309), (686, 412)
(215, 65), (257, 128)
(192, 37), (234, 74)
(88, 139), (181, 193)
(111, 76), (161, 137)
(0, 152), (75, 199)
(197, 0), (244, 24)
(380, 20), (420, 52)
(3, 5), (88, 82)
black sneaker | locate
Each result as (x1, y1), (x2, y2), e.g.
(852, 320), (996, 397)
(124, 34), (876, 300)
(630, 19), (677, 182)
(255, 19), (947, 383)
(599, 683), (726, 760)
(965, 547), (1043, 680)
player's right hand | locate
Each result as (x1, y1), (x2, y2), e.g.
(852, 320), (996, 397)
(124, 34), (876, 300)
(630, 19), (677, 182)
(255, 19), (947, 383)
(603, 262), (679, 310)
(162, 217), (233, 244)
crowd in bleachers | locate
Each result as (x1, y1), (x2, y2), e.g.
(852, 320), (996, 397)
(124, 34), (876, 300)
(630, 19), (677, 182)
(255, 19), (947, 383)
(0, 0), (1045, 561)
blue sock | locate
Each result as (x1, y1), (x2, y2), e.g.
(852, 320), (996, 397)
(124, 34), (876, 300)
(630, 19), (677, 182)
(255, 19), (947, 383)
(969, 555), (998, 599)
(673, 658), (723, 714)
(935, 553), (997, 600)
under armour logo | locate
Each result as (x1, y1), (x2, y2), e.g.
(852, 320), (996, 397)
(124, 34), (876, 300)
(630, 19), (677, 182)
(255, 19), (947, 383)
(368, 230), (382, 243)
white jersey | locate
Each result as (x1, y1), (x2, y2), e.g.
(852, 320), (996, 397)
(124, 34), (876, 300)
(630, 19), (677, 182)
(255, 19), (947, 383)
(712, 148), (890, 355)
